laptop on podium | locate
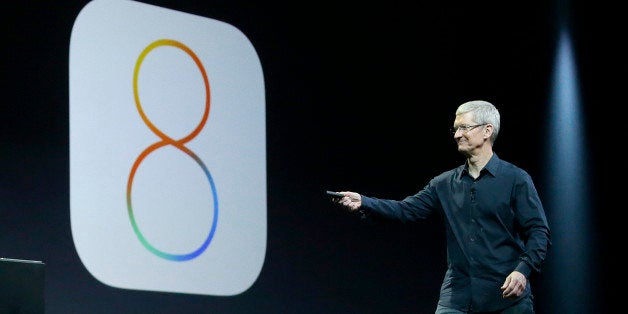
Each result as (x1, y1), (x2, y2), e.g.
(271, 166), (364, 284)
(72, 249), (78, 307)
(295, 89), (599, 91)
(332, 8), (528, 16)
(0, 257), (45, 314)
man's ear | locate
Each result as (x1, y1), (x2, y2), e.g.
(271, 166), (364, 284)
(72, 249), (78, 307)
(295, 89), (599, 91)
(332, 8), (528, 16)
(484, 124), (493, 139)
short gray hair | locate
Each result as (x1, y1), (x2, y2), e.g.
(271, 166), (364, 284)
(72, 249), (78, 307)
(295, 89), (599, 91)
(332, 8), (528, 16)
(456, 100), (500, 144)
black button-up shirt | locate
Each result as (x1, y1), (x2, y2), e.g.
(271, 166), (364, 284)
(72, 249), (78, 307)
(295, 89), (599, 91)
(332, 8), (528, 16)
(360, 153), (551, 312)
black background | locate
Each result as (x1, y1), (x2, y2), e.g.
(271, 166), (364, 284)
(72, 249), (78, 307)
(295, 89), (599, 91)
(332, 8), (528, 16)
(1, 0), (621, 313)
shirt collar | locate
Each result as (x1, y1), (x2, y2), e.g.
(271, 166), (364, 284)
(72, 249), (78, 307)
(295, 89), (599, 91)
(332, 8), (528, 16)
(483, 153), (499, 177)
(460, 153), (500, 179)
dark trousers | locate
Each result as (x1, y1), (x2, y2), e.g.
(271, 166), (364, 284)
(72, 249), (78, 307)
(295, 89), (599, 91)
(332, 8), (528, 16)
(435, 295), (535, 314)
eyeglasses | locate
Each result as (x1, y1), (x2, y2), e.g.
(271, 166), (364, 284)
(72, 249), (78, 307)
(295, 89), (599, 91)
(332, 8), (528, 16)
(450, 124), (486, 135)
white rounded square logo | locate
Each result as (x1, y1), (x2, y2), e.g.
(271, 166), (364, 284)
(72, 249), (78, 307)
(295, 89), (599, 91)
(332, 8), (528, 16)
(69, 0), (266, 296)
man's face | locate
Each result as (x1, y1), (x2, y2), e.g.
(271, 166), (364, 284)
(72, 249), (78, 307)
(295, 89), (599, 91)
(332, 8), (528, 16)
(452, 112), (487, 155)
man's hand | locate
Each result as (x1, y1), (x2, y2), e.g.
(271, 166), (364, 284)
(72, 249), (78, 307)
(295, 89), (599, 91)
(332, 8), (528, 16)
(501, 271), (526, 299)
(336, 191), (362, 211)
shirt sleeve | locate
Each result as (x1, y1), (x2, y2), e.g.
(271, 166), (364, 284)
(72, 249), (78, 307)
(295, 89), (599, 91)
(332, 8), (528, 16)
(360, 181), (438, 223)
(513, 172), (552, 277)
